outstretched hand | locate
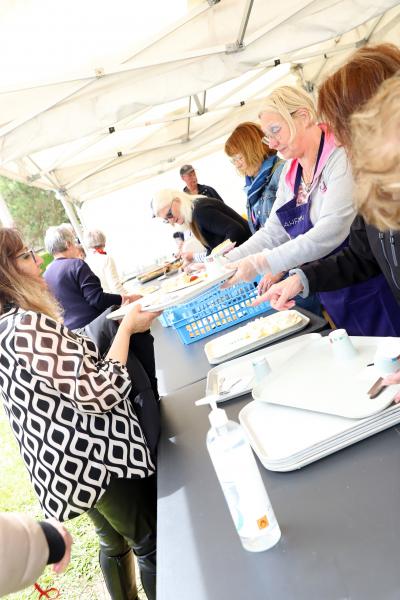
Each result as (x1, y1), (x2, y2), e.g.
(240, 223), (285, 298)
(257, 272), (285, 295)
(121, 303), (162, 335)
(252, 273), (303, 310)
(221, 253), (270, 288)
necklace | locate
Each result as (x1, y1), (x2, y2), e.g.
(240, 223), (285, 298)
(301, 175), (313, 194)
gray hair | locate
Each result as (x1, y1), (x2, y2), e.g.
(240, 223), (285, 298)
(84, 229), (106, 249)
(45, 224), (76, 255)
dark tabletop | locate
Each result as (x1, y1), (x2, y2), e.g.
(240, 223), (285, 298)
(157, 379), (400, 600)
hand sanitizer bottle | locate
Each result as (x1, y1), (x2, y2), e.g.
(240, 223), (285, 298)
(196, 396), (281, 552)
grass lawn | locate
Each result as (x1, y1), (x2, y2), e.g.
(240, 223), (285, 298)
(0, 405), (145, 599)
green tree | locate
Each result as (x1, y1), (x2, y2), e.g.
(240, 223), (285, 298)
(0, 176), (68, 249)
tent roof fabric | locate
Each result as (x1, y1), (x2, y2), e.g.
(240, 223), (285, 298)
(0, 0), (399, 203)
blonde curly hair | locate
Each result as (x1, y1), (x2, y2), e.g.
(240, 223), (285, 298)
(351, 74), (400, 230)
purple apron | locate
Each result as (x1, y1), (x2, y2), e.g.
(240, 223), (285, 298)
(275, 133), (400, 336)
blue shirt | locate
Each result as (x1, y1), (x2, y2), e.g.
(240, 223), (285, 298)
(44, 258), (121, 329)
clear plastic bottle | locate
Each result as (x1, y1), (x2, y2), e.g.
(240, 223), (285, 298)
(196, 396), (281, 552)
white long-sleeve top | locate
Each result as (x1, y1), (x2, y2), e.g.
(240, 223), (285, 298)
(86, 250), (127, 294)
(227, 145), (355, 275)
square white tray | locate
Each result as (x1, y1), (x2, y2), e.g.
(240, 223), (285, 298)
(205, 333), (318, 402)
(239, 400), (400, 471)
(107, 268), (236, 320)
(204, 309), (310, 365)
(252, 335), (400, 419)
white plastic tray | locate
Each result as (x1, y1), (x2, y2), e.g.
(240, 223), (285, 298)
(205, 334), (318, 403)
(107, 268), (236, 320)
(239, 400), (400, 471)
(204, 309), (310, 365)
(252, 335), (400, 419)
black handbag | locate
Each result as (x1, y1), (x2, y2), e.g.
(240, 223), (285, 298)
(82, 306), (161, 459)
(125, 351), (161, 460)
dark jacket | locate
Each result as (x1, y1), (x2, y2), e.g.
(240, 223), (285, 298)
(44, 257), (121, 329)
(302, 215), (400, 303)
(183, 183), (224, 202)
(191, 197), (251, 254)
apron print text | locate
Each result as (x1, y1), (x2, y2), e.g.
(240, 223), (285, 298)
(284, 214), (305, 229)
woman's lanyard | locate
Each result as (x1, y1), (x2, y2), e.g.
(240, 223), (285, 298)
(293, 131), (325, 201)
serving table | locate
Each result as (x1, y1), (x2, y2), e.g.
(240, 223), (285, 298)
(157, 378), (400, 600)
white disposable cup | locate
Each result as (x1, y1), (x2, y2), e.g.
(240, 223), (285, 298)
(374, 339), (400, 374)
(328, 329), (358, 361)
(252, 357), (271, 383)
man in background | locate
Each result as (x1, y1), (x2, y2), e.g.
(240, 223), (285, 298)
(180, 164), (224, 202)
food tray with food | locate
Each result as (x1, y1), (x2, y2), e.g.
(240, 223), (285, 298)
(251, 335), (400, 419)
(136, 258), (183, 283)
(204, 309), (309, 364)
(137, 266), (166, 283)
(168, 281), (273, 345)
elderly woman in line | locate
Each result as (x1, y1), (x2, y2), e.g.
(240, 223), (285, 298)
(44, 224), (160, 435)
(84, 228), (127, 295)
(0, 227), (160, 599)
(224, 121), (285, 233)
(254, 44), (400, 338)
(152, 189), (251, 263)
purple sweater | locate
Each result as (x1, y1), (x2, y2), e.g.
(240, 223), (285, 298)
(44, 258), (121, 329)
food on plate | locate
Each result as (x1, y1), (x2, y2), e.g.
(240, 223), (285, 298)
(210, 239), (235, 257)
(164, 259), (183, 274)
(137, 266), (165, 283)
(133, 284), (159, 295)
(209, 311), (304, 356)
(161, 272), (208, 293)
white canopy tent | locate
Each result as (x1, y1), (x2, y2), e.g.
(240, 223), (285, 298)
(0, 0), (399, 220)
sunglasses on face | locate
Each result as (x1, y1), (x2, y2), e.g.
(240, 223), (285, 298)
(163, 205), (174, 224)
(15, 248), (37, 263)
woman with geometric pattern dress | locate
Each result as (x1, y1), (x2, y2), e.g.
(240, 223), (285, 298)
(0, 228), (160, 600)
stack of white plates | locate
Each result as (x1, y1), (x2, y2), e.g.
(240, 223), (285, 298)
(239, 400), (400, 471)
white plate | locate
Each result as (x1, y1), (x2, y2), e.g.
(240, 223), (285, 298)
(239, 400), (400, 471)
(204, 309), (310, 365)
(131, 284), (160, 295)
(106, 268), (236, 319)
(161, 273), (208, 293)
(205, 334), (319, 402)
(252, 335), (400, 419)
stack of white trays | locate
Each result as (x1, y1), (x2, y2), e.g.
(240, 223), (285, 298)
(237, 335), (400, 472)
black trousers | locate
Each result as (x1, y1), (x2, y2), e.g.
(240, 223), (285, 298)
(87, 475), (157, 600)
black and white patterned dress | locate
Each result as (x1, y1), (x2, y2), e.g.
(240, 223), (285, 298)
(0, 307), (154, 521)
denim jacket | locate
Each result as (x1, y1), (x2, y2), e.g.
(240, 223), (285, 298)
(244, 156), (285, 234)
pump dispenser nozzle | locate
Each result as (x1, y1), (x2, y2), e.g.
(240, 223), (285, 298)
(195, 395), (228, 429)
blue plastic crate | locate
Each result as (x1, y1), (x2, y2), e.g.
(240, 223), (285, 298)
(158, 312), (170, 327)
(165, 281), (273, 344)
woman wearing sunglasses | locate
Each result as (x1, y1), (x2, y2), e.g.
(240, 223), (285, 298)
(152, 188), (251, 263)
(224, 121), (285, 234)
(0, 229), (160, 600)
